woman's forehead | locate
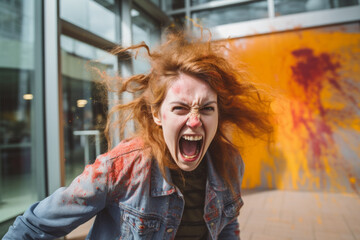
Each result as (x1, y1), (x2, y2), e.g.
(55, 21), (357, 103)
(166, 74), (217, 103)
(170, 73), (216, 93)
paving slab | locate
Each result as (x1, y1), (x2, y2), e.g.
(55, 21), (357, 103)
(64, 189), (360, 240)
(239, 190), (360, 240)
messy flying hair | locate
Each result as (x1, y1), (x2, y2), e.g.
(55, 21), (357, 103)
(103, 31), (274, 191)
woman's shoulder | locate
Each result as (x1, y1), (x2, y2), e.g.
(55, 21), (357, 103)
(98, 137), (153, 188)
(101, 137), (147, 160)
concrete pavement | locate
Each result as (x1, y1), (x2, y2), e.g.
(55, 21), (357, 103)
(65, 189), (360, 240)
(239, 189), (360, 240)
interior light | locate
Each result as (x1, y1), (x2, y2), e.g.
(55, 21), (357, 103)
(77, 99), (88, 108)
(131, 9), (139, 17)
(23, 94), (33, 100)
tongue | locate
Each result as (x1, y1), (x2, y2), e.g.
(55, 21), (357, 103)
(180, 138), (198, 156)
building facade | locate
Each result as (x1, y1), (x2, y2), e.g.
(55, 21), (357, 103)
(0, 0), (359, 236)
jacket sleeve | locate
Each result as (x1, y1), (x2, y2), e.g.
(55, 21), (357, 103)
(2, 156), (110, 240)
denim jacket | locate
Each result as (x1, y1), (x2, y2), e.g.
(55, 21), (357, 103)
(3, 138), (244, 240)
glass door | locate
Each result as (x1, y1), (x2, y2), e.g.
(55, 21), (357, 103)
(60, 35), (118, 186)
(0, 0), (45, 230)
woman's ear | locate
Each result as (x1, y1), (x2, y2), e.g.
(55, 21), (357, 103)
(152, 110), (162, 126)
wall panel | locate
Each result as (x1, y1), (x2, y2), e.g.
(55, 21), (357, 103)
(227, 23), (360, 193)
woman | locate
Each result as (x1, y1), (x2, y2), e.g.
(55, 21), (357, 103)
(3, 31), (273, 239)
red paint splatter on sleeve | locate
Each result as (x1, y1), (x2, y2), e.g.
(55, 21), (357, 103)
(91, 159), (104, 183)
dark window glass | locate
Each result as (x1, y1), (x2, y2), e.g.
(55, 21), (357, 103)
(131, 7), (161, 74)
(0, 0), (45, 226)
(149, 0), (161, 6)
(192, 1), (268, 27)
(60, 35), (117, 185)
(164, 0), (185, 11)
(60, 0), (119, 43)
(191, 0), (225, 5)
(275, 0), (359, 16)
(171, 13), (186, 30)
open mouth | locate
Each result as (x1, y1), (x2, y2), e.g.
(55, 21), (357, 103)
(179, 135), (203, 162)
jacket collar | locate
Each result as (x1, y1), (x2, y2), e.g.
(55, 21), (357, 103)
(150, 158), (176, 197)
(150, 152), (227, 197)
(205, 152), (227, 191)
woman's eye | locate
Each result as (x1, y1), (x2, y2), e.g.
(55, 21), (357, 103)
(201, 106), (215, 112)
(172, 106), (189, 114)
(173, 106), (185, 110)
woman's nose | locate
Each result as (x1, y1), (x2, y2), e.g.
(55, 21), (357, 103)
(187, 114), (202, 128)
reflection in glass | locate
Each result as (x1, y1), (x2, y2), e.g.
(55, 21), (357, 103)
(192, 1), (268, 27)
(275, 0), (358, 15)
(192, 0), (225, 5)
(60, 0), (119, 43)
(171, 14), (186, 30)
(61, 35), (117, 186)
(131, 7), (161, 74)
(150, 0), (161, 7)
(0, 0), (43, 224)
(164, 0), (185, 11)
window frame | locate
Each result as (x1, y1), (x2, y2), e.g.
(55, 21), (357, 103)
(165, 0), (360, 39)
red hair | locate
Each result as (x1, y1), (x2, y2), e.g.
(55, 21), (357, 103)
(103, 31), (274, 192)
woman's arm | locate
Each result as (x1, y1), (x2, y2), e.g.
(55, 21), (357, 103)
(3, 156), (110, 239)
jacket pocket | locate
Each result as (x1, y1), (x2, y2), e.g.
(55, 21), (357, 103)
(223, 197), (243, 218)
(122, 211), (161, 236)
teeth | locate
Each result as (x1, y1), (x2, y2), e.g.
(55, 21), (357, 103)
(182, 135), (203, 141)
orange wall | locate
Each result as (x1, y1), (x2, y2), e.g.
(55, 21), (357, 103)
(227, 23), (360, 193)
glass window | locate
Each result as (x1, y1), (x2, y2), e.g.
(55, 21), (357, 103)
(149, 0), (161, 7)
(192, 0), (225, 5)
(60, 0), (119, 43)
(192, 1), (268, 28)
(164, 0), (185, 11)
(60, 35), (118, 186)
(275, 0), (359, 16)
(171, 13), (186, 29)
(131, 7), (161, 74)
(0, 0), (45, 226)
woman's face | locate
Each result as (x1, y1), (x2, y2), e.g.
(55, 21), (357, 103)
(153, 73), (218, 171)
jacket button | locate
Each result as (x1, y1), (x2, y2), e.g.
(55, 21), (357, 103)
(167, 228), (173, 233)
(210, 222), (214, 226)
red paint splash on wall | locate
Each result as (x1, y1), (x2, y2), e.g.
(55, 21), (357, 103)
(290, 48), (342, 169)
(291, 48), (341, 94)
(291, 48), (342, 116)
(227, 25), (360, 192)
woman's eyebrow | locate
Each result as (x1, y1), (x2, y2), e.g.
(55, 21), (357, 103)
(169, 101), (217, 107)
(202, 101), (217, 106)
(170, 101), (189, 106)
